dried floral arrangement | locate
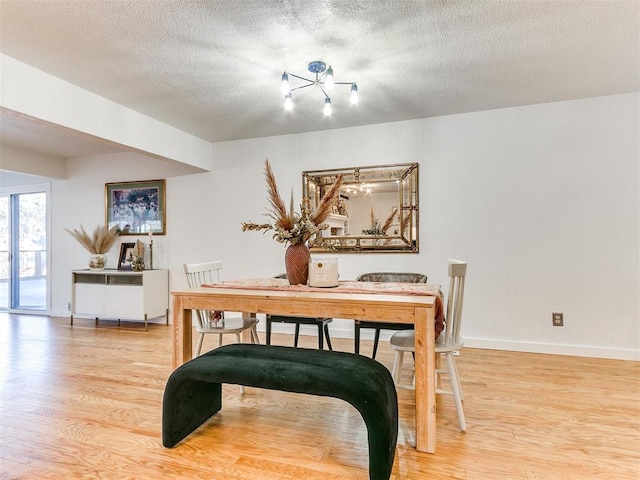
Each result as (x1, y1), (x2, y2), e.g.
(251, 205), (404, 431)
(242, 159), (344, 246)
(131, 240), (145, 260)
(65, 225), (120, 254)
(128, 240), (146, 271)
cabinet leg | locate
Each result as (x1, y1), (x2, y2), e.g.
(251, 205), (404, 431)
(95, 317), (99, 326)
(144, 314), (148, 331)
(70, 315), (74, 326)
(165, 308), (169, 325)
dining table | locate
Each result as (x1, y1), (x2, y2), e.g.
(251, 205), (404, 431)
(170, 278), (442, 453)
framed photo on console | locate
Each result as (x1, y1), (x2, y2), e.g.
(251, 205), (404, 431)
(118, 242), (136, 270)
(106, 179), (166, 235)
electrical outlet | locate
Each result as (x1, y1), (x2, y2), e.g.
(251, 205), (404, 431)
(67, 302), (71, 311)
(552, 312), (564, 326)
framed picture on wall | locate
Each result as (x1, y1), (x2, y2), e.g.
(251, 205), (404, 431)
(117, 242), (136, 270)
(106, 179), (166, 235)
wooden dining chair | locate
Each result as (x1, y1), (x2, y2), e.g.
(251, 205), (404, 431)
(389, 259), (468, 432)
(265, 274), (333, 350)
(183, 261), (260, 357)
(354, 272), (427, 358)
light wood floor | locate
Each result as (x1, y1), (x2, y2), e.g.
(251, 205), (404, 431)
(0, 314), (638, 480)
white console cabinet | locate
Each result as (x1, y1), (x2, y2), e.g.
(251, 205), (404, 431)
(71, 269), (169, 329)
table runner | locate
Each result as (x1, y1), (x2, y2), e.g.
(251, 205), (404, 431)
(202, 278), (445, 338)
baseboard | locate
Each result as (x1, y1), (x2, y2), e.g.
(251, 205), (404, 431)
(259, 323), (639, 361)
(50, 308), (72, 318)
(463, 338), (639, 361)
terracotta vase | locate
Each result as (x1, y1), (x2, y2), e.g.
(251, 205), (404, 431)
(284, 243), (310, 285)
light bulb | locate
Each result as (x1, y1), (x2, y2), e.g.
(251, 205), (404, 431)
(350, 83), (359, 104)
(284, 93), (293, 111)
(324, 97), (332, 116)
(280, 72), (290, 95)
(325, 66), (334, 91)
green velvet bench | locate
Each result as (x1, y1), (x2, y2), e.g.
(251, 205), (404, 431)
(162, 343), (398, 480)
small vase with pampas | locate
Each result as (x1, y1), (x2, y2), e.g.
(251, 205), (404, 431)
(65, 224), (120, 270)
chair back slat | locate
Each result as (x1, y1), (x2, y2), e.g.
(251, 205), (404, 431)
(183, 261), (225, 328)
(356, 272), (427, 283)
(444, 259), (467, 347)
(184, 261), (223, 287)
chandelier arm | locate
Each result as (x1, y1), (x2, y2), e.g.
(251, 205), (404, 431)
(287, 72), (315, 83)
(289, 84), (315, 93)
(318, 85), (330, 99)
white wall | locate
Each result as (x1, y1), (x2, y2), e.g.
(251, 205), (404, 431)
(0, 144), (67, 179)
(47, 93), (638, 360)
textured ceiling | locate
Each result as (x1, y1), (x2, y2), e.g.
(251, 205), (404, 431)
(0, 0), (639, 160)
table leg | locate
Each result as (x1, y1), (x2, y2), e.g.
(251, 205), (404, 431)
(414, 305), (436, 453)
(172, 295), (192, 369)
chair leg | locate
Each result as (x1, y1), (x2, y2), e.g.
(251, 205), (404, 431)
(372, 328), (381, 359)
(266, 318), (272, 345)
(317, 323), (324, 349)
(391, 350), (404, 385)
(445, 353), (466, 432)
(235, 333), (241, 343)
(217, 334), (223, 347)
(436, 352), (444, 391)
(354, 322), (361, 354)
(251, 326), (260, 344)
(194, 333), (205, 357)
(450, 354), (464, 401)
(324, 323), (333, 351)
(294, 323), (301, 347)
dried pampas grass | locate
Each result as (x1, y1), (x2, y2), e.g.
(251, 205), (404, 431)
(242, 159), (343, 246)
(65, 224), (120, 254)
(132, 240), (145, 259)
(264, 159), (294, 232)
(311, 173), (344, 226)
(381, 208), (398, 235)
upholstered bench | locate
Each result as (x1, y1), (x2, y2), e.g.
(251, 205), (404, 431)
(162, 343), (398, 480)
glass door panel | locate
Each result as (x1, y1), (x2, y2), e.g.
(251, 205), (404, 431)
(0, 196), (8, 309)
(0, 189), (47, 311)
(16, 192), (47, 310)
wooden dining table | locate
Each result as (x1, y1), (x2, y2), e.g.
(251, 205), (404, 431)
(170, 279), (441, 453)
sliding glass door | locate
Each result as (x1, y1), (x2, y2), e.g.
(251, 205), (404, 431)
(0, 186), (48, 311)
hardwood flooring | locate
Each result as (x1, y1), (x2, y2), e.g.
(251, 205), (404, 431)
(0, 314), (638, 479)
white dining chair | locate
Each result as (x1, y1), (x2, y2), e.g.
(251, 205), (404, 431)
(183, 261), (260, 357)
(389, 259), (468, 432)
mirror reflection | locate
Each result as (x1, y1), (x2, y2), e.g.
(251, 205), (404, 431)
(303, 163), (419, 253)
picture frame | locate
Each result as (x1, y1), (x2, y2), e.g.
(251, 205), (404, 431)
(117, 242), (136, 270)
(106, 179), (166, 235)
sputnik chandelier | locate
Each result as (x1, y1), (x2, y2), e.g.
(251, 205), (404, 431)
(280, 60), (358, 115)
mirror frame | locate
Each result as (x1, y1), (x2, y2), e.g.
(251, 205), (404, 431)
(303, 162), (419, 253)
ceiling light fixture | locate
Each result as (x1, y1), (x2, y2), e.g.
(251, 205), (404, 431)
(280, 60), (358, 115)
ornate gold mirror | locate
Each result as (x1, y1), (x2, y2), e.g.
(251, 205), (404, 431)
(303, 163), (419, 253)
